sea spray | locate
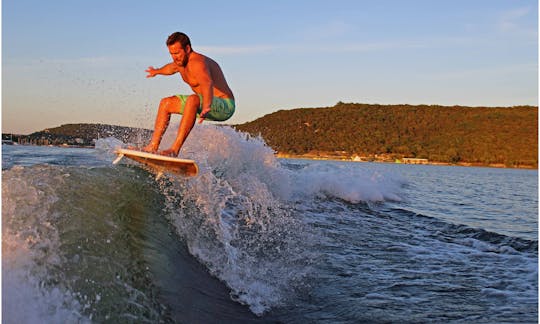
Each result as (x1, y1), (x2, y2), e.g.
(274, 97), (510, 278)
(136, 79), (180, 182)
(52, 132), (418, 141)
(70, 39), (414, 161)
(94, 124), (406, 315)
(289, 161), (406, 203)
(3, 165), (171, 322)
(2, 166), (89, 323)
(155, 125), (316, 315)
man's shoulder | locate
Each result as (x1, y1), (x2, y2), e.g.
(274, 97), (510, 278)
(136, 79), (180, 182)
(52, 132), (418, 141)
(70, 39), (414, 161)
(194, 51), (220, 65)
(190, 51), (208, 62)
(190, 52), (219, 73)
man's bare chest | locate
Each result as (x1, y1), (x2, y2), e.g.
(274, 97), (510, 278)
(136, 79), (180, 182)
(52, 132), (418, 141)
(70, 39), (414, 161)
(179, 70), (198, 87)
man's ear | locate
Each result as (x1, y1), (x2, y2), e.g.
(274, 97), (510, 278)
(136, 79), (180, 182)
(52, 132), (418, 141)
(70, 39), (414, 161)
(186, 44), (192, 53)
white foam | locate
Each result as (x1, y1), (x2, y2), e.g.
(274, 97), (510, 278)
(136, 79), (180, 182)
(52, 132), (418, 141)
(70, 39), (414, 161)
(94, 136), (124, 152)
(290, 161), (405, 203)
(151, 125), (406, 315)
(157, 125), (313, 315)
(2, 167), (89, 323)
(3, 235), (88, 323)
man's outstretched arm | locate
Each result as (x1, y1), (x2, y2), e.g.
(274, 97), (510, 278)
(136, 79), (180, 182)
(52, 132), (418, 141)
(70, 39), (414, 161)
(146, 63), (178, 78)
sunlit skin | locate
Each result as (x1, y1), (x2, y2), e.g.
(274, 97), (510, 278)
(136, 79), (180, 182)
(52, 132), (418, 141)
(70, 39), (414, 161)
(143, 42), (234, 156)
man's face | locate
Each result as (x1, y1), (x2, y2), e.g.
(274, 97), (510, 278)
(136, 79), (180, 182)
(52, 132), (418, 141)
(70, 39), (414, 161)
(168, 42), (189, 67)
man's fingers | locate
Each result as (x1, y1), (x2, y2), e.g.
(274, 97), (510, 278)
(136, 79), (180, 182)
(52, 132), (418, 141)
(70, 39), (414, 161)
(199, 109), (210, 124)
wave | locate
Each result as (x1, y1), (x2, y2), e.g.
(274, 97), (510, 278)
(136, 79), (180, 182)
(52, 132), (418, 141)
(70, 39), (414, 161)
(286, 160), (406, 203)
(100, 125), (408, 315)
(385, 207), (538, 254)
(3, 138), (537, 323)
(3, 165), (90, 322)
(144, 126), (328, 315)
(3, 125), (409, 321)
(2, 164), (179, 322)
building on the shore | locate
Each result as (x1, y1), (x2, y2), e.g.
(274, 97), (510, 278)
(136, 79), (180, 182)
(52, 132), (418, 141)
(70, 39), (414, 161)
(402, 158), (429, 164)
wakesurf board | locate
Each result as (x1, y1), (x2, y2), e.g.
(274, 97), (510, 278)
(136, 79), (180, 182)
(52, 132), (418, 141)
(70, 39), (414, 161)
(113, 148), (198, 177)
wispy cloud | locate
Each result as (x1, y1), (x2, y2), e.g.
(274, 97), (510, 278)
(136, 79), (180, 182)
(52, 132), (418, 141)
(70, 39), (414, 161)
(498, 6), (537, 37)
(499, 7), (531, 31)
(197, 20), (354, 56)
(197, 45), (278, 55)
(197, 36), (471, 57)
(301, 20), (352, 40)
(427, 63), (538, 81)
(287, 36), (478, 54)
(4, 56), (123, 68)
(308, 39), (429, 53)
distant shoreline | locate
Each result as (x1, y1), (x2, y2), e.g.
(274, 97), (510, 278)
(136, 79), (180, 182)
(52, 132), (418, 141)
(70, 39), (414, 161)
(275, 152), (538, 170)
(2, 143), (94, 149)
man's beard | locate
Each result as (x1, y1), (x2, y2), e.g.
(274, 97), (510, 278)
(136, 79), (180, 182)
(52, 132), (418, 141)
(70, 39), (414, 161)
(176, 56), (188, 67)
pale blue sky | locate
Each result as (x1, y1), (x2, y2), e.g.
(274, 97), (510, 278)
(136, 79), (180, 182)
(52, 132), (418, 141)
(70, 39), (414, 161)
(3, 0), (538, 134)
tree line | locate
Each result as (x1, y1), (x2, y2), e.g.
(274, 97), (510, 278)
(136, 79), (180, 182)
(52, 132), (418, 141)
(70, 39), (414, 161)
(5, 123), (152, 147)
(235, 102), (538, 168)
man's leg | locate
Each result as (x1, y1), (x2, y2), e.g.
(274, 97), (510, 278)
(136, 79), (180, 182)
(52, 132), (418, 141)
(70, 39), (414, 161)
(159, 94), (200, 157)
(142, 96), (182, 153)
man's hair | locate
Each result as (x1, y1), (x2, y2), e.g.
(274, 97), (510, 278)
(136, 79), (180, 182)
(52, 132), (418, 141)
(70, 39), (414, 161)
(166, 32), (191, 49)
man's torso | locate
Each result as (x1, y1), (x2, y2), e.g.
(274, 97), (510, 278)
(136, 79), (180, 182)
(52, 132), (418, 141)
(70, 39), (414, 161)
(178, 52), (234, 99)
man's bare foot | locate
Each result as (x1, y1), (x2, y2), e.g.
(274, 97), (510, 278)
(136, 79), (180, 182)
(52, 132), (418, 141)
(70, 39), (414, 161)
(158, 148), (179, 157)
(141, 143), (158, 153)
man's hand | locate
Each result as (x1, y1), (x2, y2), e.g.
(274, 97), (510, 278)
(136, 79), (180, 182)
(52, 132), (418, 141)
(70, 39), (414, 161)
(198, 107), (211, 124)
(146, 66), (158, 78)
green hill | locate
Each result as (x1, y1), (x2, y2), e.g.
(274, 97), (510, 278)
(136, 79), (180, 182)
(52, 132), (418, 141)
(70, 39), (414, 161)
(235, 103), (538, 168)
(39, 123), (151, 140)
(14, 123), (152, 146)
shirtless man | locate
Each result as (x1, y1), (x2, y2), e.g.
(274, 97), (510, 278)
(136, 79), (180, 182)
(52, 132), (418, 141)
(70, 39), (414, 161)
(143, 32), (235, 156)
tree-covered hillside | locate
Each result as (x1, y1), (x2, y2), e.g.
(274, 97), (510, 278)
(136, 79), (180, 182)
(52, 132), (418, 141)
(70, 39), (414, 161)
(13, 123), (152, 146)
(235, 103), (538, 167)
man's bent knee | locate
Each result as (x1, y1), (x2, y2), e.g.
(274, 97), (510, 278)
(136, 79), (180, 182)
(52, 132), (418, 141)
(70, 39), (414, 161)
(159, 96), (181, 114)
(185, 94), (200, 108)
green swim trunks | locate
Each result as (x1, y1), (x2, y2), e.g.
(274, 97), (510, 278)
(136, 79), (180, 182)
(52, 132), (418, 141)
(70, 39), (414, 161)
(175, 94), (235, 121)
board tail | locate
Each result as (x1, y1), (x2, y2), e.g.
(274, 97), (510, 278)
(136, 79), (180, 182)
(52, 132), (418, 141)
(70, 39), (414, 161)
(112, 152), (124, 165)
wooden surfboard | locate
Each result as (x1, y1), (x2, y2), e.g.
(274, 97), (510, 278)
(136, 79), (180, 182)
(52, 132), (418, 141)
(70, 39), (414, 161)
(113, 148), (198, 177)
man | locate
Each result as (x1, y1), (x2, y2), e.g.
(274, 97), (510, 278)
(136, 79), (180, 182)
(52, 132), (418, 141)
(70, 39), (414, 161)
(142, 32), (235, 156)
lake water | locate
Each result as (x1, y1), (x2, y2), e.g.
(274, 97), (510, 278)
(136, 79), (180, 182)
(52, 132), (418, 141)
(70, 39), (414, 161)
(2, 125), (537, 323)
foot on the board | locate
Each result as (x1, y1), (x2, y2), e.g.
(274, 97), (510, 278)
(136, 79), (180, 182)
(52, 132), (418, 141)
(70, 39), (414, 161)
(141, 143), (158, 154)
(158, 149), (179, 157)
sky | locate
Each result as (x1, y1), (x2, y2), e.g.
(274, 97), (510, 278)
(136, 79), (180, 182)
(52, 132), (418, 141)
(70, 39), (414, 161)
(2, 0), (538, 134)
